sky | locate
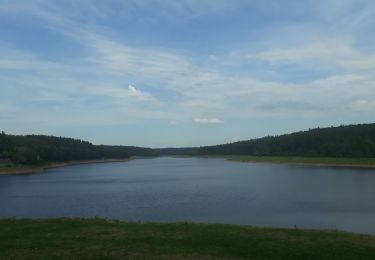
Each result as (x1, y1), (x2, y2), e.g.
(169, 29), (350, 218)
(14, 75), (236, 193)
(0, 0), (374, 147)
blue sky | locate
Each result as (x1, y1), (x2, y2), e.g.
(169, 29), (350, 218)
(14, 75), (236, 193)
(1, 0), (374, 147)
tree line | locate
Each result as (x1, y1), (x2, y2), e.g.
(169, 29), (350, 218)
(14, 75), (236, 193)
(193, 123), (375, 157)
(1, 123), (375, 165)
(0, 132), (156, 164)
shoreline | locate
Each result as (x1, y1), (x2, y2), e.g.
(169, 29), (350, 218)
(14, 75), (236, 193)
(167, 155), (375, 168)
(2, 156), (375, 175)
(232, 160), (375, 168)
(228, 156), (375, 169)
(0, 158), (135, 175)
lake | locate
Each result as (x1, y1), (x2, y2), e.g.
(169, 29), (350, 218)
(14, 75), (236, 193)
(1, 157), (375, 234)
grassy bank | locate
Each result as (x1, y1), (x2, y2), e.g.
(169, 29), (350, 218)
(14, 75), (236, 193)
(0, 163), (48, 174)
(1, 219), (375, 259)
(229, 156), (375, 168)
(0, 158), (133, 175)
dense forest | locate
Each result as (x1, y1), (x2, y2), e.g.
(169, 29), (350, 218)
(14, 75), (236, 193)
(0, 132), (156, 164)
(155, 123), (375, 157)
(191, 123), (375, 157)
(1, 123), (375, 165)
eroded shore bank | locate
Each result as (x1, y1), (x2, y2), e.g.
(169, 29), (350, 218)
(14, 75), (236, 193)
(2, 156), (375, 176)
(0, 158), (134, 175)
(228, 156), (375, 168)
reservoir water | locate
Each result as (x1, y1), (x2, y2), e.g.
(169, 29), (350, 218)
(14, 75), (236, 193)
(1, 157), (375, 234)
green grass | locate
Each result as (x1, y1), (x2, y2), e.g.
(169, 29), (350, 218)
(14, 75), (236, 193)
(0, 159), (133, 174)
(1, 219), (375, 259)
(0, 163), (41, 171)
(228, 156), (375, 167)
(0, 162), (50, 174)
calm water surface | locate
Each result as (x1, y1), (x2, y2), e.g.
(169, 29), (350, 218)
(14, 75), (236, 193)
(1, 157), (375, 234)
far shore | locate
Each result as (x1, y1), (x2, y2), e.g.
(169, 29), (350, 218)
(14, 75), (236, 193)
(168, 155), (375, 168)
(228, 156), (375, 168)
(0, 158), (135, 175)
(2, 156), (375, 175)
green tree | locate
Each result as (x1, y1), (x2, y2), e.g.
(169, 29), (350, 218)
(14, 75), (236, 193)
(12, 147), (39, 164)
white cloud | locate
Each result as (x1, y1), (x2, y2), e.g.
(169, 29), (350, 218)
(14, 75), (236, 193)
(1, 0), (375, 144)
(2, 31), (375, 126)
(83, 32), (375, 119)
(348, 99), (374, 111)
(126, 85), (155, 101)
(85, 34), (192, 82)
(242, 38), (375, 71)
(90, 84), (156, 102)
(2, 26), (375, 124)
(194, 118), (223, 124)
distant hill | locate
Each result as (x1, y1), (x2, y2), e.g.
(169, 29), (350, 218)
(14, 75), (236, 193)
(185, 123), (375, 157)
(2, 123), (375, 165)
(0, 132), (156, 164)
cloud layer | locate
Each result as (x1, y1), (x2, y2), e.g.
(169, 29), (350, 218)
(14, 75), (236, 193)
(194, 118), (223, 124)
(0, 0), (374, 146)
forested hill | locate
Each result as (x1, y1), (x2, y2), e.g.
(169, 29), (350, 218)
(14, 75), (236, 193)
(1, 123), (375, 165)
(0, 133), (156, 164)
(192, 123), (375, 157)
